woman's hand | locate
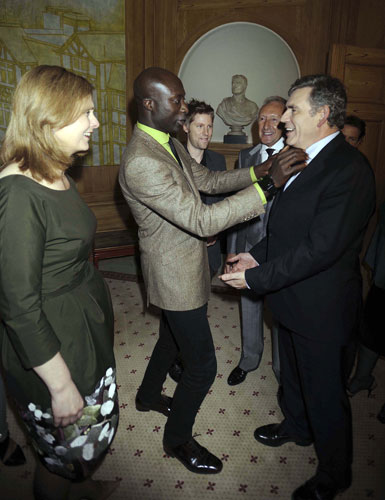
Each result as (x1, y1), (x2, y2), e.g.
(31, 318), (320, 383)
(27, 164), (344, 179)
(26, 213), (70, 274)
(34, 352), (84, 427)
(50, 381), (84, 427)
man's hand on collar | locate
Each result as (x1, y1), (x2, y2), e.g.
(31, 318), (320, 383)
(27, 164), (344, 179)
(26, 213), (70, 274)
(253, 157), (274, 179)
(269, 146), (308, 187)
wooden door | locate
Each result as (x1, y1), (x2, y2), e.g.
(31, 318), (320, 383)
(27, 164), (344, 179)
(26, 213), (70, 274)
(329, 44), (385, 285)
(329, 43), (385, 206)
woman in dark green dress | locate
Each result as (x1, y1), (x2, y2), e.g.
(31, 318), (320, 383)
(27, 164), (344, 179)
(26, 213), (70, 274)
(0, 66), (119, 499)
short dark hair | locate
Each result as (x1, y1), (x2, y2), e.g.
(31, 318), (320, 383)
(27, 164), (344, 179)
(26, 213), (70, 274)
(344, 115), (366, 140)
(185, 99), (214, 127)
(289, 74), (347, 129)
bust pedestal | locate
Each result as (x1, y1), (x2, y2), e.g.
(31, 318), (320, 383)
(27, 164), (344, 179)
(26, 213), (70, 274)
(224, 135), (247, 144)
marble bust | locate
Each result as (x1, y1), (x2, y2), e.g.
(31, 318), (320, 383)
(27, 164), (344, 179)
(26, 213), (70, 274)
(216, 74), (259, 141)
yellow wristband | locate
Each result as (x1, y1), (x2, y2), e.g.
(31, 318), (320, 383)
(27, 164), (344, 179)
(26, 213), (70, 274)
(250, 166), (258, 183)
(253, 182), (267, 205)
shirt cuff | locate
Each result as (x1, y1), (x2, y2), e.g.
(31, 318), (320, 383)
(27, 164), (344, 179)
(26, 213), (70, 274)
(253, 182), (267, 205)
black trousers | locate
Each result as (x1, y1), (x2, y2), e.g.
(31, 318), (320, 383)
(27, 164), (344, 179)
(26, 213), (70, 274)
(278, 324), (352, 487)
(137, 304), (217, 447)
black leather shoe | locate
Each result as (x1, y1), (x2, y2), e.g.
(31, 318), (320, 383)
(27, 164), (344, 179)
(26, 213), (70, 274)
(254, 423), (313, 447)
(227, 366), (248, 386)
(292, 473), (351, 500)
(164, 438), (223, 474)
(135, 395), (172, 417)
(169, 359), (184, 383)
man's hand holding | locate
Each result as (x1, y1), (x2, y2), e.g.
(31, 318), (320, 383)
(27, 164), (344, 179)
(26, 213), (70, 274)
(253, 157), (273, 179)
(224, 253), (236, 273)
(220, 271), (247, 289)
(224, 252), (258, 273)
(269, 145), (308, 187)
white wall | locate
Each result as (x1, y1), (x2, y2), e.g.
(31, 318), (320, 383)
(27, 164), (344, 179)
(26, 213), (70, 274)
(179, 22), (300, 143)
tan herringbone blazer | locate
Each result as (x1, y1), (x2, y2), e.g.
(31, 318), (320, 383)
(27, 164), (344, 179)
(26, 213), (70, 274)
(119, 126), (264, 310)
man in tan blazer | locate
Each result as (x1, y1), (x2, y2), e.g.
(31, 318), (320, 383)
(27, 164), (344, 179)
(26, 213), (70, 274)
(119, 67), (306, 474)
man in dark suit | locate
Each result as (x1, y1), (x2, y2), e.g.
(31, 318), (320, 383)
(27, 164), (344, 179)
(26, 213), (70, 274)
(168, 99), (229, 383)
(226, 96), (286, 386)
(183, 99), (227, 278)
(119, 67), (307, 475)
(221, 75), (375, 500)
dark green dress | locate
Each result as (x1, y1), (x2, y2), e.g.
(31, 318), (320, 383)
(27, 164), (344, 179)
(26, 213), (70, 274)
(0, 175), (118, 479)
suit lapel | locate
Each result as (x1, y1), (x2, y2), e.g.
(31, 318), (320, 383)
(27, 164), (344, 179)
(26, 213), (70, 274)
(172, 139), (200, 192)
(138, 128), (191, 177)
(269, 134), (344, 222)
(135, 127), (198, 196)
(136, 127), (174, 163)
(244, 145), (262, 168)
(280, 134), (345, 196)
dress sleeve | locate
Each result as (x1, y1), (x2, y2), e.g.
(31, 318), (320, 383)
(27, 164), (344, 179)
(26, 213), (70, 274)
(0, 181), (60, 369)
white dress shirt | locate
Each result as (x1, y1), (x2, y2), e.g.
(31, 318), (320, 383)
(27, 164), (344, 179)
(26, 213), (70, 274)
(260, 137), (285, 163)
(284, 131), (340, 191)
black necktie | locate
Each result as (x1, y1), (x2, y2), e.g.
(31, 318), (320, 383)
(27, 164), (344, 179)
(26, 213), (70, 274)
(266, 148), (275, 157)
(168, 138), (183, 169)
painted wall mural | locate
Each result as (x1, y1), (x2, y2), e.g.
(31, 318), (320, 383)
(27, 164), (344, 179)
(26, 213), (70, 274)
(0, 0), (125, 166)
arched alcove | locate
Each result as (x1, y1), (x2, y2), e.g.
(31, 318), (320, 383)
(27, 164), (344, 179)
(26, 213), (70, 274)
(179, 22), (300, 143)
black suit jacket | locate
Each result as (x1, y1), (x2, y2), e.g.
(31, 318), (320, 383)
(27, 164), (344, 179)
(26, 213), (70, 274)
(200, 149), (227, 273)
(246, 133), (376, 343)
(199, 149), (227, 205)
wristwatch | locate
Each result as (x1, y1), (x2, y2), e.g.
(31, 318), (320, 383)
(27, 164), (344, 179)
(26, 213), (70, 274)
(258, 175), (279, 200)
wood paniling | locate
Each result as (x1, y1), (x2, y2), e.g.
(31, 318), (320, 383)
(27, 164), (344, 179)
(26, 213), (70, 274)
(345, 65), (385, 102)
(124, 0), (385, 130)
(176, 8), (306, 71)
(175, 0), (332, 77)
(92, 229), (138, 268)
(209, 142), (252, 170)
(71, 164), (135, 233)
(83, 192), (135, 233)
(81, 0), (385, 237)
(329, 0), (385, 49)
(355, 0), (385, 49)
(329, 0), (359, 47)
(329, 43), (385, 205)
(177, 0), (307, 10)
(329, 42), (385, 262)
(357, 120), (381, 170)
(125, 0), (338, 139)
(124, 0), (385, 125)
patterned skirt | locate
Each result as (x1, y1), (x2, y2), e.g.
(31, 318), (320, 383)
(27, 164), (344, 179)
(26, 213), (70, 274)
(18, 367), (119, 480)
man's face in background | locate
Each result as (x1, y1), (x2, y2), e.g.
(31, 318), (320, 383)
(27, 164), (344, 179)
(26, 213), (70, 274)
(258, 100), (285, 147)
